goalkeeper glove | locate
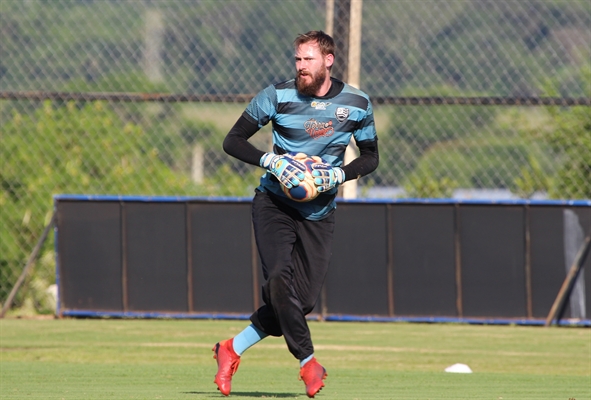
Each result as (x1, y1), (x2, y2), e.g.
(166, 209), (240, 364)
(311, 163), (345, 193)
(260, 152), (306, 189)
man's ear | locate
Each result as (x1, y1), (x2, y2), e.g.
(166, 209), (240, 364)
(325, 53), (334, 69)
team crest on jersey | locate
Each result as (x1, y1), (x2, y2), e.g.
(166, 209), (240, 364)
(311, 101), (331, 110)
(304, 118), (335, 139)
(335, 107), (349, 122)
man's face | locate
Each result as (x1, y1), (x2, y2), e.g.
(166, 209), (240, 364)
(294, 42), (331, 97)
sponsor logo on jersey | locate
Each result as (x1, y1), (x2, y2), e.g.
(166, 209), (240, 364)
(304, 118), (335, 139)
(335, 107), (349, 122)
(311, 101), (331, 110)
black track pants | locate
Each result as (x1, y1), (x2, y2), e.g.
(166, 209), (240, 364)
(249, 190), (335, 360)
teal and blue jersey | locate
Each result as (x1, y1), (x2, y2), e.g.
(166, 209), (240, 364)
(243, 78), (377, 220)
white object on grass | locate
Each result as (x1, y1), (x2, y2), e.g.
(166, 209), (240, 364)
(444, 363), (473, 373)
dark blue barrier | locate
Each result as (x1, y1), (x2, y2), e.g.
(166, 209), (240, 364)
(54, 195), (591, 325)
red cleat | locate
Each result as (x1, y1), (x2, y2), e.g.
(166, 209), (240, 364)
(299, 357), (327, 398)
(212, 338), (241, 396)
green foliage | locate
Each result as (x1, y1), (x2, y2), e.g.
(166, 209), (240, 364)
(541, 64), (591, 199)
(2, 101), (194, 195)
(500, 67), (590, 200)
(513, 155), (554, 199)
(404, 172), (458, 198)
(0, 100), (257, 309)
(385, 86), (556, 196)
(546, 105), (591, 199)
(401, 128), (557, 197)
(3, 0), (588, 96)
(362, 0), (591, 96)
(391, 85), (495, 143)
(1, 1), (147, 91)
(62, 71), (168, 94)
(201, 165), (261, 197)
(387, 64), (589, 199)
(0, 0), (324, 93)
(0, 99), (264, 309)
(12, 251), (57, 316)
(496, 107), (558, 197)
(382, 85), (496, 188)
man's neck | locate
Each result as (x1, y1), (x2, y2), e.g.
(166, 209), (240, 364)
(314, 76), (333, 98)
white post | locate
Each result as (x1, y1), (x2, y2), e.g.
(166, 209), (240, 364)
(342, 0), (363, 199)
(325, 0), (334, 36)
(192, 145), (204, 184)
(144, 9), (164, 83)
(347, 0), (362, 89)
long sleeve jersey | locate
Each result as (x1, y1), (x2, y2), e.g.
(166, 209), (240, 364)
(223, 77), (379, 220)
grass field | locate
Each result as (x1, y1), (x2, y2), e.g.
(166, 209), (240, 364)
(1, 318), (589, 399)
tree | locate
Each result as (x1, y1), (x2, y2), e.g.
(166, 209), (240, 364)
(1, 101), (197, 308)
(546, 105), (591, 199)
(543, 65), (591, 199)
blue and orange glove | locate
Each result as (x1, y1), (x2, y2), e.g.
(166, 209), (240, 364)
(260, 152), (306, 189)
(311, 163), (345, 193)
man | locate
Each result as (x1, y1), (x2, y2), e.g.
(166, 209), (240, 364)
(215, 30), (379, 398)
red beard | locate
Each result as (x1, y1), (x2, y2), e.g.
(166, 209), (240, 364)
(295, 68), (326, 97)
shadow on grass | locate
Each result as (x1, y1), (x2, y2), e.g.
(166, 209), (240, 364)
(183, 391), (301, 398)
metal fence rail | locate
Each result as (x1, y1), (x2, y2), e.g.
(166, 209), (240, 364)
(1, 0), (590, 313)
(2, 91), (591, 106)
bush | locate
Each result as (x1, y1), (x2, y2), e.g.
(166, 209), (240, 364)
(1, 101), (197, 308)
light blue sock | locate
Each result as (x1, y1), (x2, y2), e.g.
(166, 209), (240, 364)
(300, 354), (314, 368)
(232, 324), (268, 356)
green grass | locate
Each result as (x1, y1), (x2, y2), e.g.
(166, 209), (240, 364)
(1, 318), (589, 399)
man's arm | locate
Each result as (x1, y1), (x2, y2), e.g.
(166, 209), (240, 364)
(223, 114), (306, 188)
(222, 114), (266, 166)
(312, 138), (379, 193)
(341, 138), (379, 182)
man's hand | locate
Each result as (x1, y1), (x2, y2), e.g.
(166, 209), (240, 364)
(260, 152), (306, 189)
(311, 163), (345, 193)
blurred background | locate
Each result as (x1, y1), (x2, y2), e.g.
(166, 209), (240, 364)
(1, 0), (590, 314)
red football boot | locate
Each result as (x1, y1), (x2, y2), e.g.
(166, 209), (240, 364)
(212, 338), (241, 396)
(299, 357), (327, 398)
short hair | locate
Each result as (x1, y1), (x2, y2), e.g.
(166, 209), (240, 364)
(293, 30), (335, 57)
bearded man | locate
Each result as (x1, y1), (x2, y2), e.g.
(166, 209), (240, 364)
(213, 30), (379, 398)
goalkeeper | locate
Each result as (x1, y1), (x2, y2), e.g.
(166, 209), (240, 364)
(215, 30), (378, 398)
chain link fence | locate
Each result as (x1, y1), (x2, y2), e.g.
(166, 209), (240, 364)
(1, 0), (590, 313)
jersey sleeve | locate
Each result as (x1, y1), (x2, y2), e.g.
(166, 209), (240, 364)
(340, 95), (379, 181)
(222, 115), (266, 166)
(341, 137), (379, 181)
(353, 99), (377, 143)
(244, 84), (278, 128)
(222, 85), (280, 166)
